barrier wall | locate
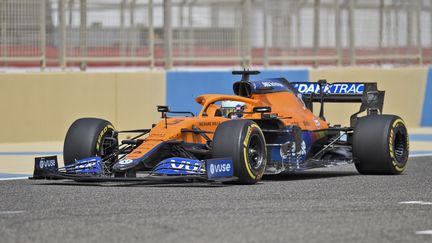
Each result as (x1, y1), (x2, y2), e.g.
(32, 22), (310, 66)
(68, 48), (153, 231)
(0, 72), (165, 143)
(309, 67), (429, 127)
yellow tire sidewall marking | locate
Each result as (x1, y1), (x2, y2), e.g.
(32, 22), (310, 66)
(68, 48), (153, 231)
(242, 124), (261, 180)
(96, 125), (115, 152)
(390, 119), (406, 172)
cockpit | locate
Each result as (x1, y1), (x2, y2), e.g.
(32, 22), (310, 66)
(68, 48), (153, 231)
(201, 99), (248, 119)
(217, 100), (246, 118)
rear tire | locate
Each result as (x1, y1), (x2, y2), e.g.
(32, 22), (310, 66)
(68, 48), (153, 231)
(63, 118), (117, 166)
(212, 120), (267, 184)
(353, 115), (409, 175)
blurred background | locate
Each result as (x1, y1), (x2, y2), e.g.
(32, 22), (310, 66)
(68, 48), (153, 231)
(0, 0), (431, 69)
(1, 0), (432, 176)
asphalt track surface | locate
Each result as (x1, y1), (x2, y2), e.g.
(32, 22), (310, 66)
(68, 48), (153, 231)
(0, 157), (431, 243)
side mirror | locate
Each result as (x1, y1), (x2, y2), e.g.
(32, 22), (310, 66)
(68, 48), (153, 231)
(157, 105), (170, 113)
(253, 106), (271, 113)
(157, 106), (170, 128)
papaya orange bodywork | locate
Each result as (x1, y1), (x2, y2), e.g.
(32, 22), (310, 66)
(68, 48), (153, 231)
(126, 91), (328, 160)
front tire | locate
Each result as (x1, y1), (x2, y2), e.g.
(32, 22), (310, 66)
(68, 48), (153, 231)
(353, 115), (409, 175)
(63, 118), (117, 166)
(212, 120), (267, 184)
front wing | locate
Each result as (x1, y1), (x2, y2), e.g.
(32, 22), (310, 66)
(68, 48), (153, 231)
(30, 156), (236, 184)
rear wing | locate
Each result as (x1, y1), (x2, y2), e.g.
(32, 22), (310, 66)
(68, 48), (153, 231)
(291, 80), (385, 127)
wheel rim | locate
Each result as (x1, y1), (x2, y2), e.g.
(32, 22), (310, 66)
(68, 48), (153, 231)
(100, 130), (117, 156)
(100, 130), (118, 175)
(394, 131), (408, 163)
(247, 134), (264, 170)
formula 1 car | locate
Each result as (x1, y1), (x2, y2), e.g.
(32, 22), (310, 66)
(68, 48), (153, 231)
(32, 70), (409, 184)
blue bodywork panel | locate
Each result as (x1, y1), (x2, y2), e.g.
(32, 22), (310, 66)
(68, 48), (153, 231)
(248, 78), (295, 94)
(265, 129), (328, 173)
(152, 157), (234, 179)
(64, 157), (104, 174)
(152, 157), (204, 175)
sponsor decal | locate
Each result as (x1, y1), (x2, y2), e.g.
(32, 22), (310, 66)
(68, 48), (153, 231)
(71, 157), (103, 173)
(242, 125), (255, 178)
(243, 125), (253, 147)
(209, 163), (231, 175)
(261, 81), (285, 88)
(294, 83), (364, 94)
(198, 121), (220, 126)
(75, 162), (97, 169)
(389, 129), (395, 159)
(153, 157), (204, 175)
(249, 79), (290, 93)
(39, 158), (57, 169)
(170, 159), (200, 172)
(206, 158), (233, 179)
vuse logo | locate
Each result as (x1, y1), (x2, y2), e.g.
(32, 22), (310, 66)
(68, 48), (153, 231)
(39, 159), (56, 169)
(209, 163), (231, 175)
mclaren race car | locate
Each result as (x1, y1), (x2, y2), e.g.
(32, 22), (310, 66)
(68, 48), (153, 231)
(32, 70), (409, 184)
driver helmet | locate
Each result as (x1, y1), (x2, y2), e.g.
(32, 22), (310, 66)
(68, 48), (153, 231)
(231, 104), (244, 119)
(221, 101), (245, 118)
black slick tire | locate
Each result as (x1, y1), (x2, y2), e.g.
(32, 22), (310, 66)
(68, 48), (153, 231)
(212, 120), (267, 184)
(63, 118), (116, 166)
(353, 115), (409, 175)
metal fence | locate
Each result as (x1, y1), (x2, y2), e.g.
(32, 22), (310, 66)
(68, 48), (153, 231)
(0, 0), (431, 70)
